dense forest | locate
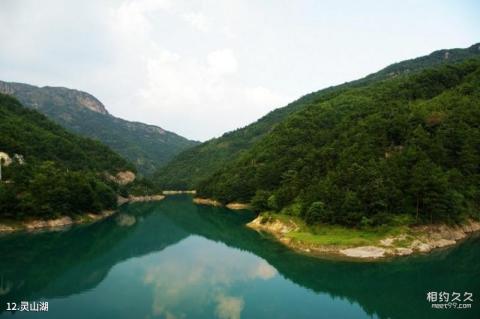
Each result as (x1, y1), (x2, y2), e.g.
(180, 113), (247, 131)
(198, 58), (480, 226)
(0, 82), (199, 175)
(0, 94), (136, 219)
(154, 43), (480, 190)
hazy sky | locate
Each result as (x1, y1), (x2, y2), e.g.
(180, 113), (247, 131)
(1, 0), (479, 141)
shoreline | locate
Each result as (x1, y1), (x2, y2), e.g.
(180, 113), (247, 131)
(117, 194), (166, 205)
(247, 214), (480, 260)
(193, 197), (250, 210)
(0, 210), (116, 234)
(162, 190), (196, 195)
(0, 194), (167, 234)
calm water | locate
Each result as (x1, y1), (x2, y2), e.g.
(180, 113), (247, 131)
(0, 195), (478, 319)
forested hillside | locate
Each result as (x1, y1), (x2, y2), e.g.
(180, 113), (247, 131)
(0, 82), (198, 175)
(199, 58), (480, 226)
(0, 94), (134, 219)
(155, 43), (480, 189)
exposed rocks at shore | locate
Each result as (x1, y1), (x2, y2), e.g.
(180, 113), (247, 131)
(0, 224), (16, 232)
(162, 190), (196, 195)
(247, 215), (480, 260)
(1, 194), (166, 234)
(248, 215), (299, 234)
(193, 197), (222, 207)
(193, 197), (250, 210)
(24, 216), (74, 230)
(340, 246), (386, 259)
(0, 210), (116, 233)
(85, 210), (116, 221)
(117, 194), (165, 205)
(226, 203), (251, 210)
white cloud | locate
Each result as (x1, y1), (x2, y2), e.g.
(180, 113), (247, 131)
(182, 11), (210, 32)
(93, 0), (290, 140)
(131, 46), (288, 139)
(143, 238), (276, 318)
(248, 260), (277, 280)
(1, 0), (478, 140)
(215, 294), (244, 319)
(207, 49), (238, 75)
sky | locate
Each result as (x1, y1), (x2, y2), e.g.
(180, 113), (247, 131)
(0, 0), (479, 141)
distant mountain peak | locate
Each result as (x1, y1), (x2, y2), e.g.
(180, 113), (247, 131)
(0, 81), (109, 115)
(44, 86), (109, 115)
(0, 80), (198, 175)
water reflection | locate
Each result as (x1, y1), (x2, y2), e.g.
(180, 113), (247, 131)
(143, 237), (276, 319)
(0, 195), (478, 319)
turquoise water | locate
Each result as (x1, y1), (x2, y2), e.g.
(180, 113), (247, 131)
(0, 195), (478, 319)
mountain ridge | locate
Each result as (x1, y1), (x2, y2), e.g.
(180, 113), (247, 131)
(0, 81), (199, 175)
(0, 81), (109, 115)
(198, 56), (480, 226)
(0, 93), (136, 218)
(154, 42), (480, 189)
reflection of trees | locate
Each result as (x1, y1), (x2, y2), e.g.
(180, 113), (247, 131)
(0, 201), (188, 307)
(164, 199), (480, 319)
(0, 196), (479, 319)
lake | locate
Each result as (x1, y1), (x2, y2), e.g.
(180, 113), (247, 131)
(0, 195), (478, 319)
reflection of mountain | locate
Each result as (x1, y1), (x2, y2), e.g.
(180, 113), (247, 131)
(0, 202), (188, 305)
(0, 196), (479, 319)
(163, 197), (480, 319)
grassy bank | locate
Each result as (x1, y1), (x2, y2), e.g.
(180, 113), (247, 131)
(249, 212), (480, 259)
(260, 213), (414, 246)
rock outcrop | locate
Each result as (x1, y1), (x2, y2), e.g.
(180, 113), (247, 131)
(193, 197), (222, 207)
(117, 194), (165, 205)
(107, 171), (136, 185)
(226, 203), (250, 210)
(0, 152), (12, 166)
(192, 198), (250, 210)
(162, 190), (197, 195)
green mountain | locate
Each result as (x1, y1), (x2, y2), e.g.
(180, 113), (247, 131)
(154, 43), (480, 189)
(199, 57), (480, 226)
(0, 93), (135, 219)
(0, 82), (199, 175)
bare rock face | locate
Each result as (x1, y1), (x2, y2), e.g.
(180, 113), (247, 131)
(0, 152), (12, 166)
(0, 81), (109, 115)
(75, 92), (109, 114)
(0, 82), (15, 95)
(40, 86), (109, 115)
(0, 152), (25, 167)
(108, 171), (136, 185)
